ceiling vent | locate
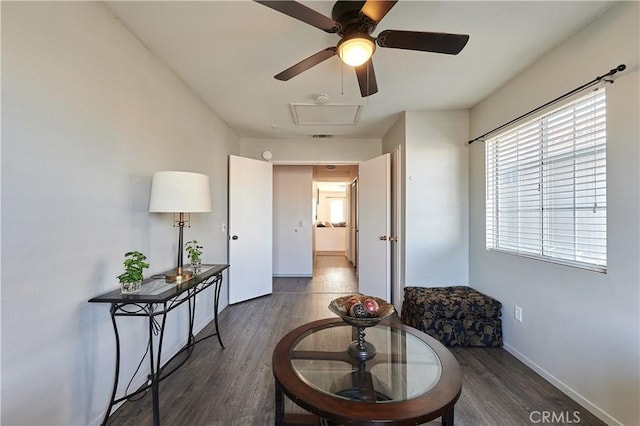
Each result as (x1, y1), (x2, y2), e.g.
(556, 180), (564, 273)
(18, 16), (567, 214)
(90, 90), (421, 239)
(290, 103), (362, 126)
(312, 134), (333, 139)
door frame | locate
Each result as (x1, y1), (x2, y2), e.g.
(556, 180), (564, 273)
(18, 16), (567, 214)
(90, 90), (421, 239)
(256, 160), (402, 297)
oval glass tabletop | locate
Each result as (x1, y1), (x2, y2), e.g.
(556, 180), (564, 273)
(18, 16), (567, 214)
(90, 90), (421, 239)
(289, 322), (442, 403)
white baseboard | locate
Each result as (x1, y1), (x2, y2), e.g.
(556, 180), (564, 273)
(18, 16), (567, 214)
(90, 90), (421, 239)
(503, 343), (622, 426)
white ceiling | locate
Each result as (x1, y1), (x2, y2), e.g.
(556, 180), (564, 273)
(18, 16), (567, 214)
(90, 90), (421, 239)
(105, 1), (613, 139)
(317, 182), (348, 192)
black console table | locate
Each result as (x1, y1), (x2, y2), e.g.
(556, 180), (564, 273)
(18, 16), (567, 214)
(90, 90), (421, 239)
(89, 264), (229, 426)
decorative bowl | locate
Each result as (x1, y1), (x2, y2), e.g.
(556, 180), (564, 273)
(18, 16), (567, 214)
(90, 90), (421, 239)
(328, 294), (395, 328)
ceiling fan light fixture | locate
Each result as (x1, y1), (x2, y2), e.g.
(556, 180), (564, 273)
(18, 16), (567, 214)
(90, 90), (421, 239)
(338, 35), (375, 67)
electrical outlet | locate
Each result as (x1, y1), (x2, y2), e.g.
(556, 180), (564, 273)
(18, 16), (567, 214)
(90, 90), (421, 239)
(514, 305), (523, 322)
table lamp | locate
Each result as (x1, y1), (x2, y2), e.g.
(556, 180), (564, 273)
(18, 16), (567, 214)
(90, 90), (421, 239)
(149, 171), (212, 282)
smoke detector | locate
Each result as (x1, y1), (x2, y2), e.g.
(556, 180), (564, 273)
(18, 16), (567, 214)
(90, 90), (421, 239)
(314, 93), (330, 104)
(313, 93), (329, 105)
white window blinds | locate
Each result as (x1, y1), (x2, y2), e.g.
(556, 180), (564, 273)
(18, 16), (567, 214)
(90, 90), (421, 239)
(486, 89), (607, 272)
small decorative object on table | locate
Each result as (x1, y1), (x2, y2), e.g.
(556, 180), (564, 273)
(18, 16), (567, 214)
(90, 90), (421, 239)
(329, 294), (394, 360)
(185, 240), (203, 269)
(116, 251), (149, 294)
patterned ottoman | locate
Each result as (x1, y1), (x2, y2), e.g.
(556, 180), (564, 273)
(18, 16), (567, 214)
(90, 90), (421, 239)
(401, 286), (503, 347)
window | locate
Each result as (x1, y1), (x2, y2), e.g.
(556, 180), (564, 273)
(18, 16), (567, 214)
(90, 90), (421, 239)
(330, 198), (345, 223)
(486, 89), (606, 272)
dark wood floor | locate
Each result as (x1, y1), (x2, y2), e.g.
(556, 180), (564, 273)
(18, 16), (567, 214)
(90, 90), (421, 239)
(108, 255), (604, 426)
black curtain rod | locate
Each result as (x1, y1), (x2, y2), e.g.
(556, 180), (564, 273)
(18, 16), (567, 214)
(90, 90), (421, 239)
(468, 64), (627, 145)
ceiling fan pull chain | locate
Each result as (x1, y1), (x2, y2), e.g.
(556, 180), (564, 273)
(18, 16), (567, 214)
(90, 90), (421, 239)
(341, 61), (344, 95)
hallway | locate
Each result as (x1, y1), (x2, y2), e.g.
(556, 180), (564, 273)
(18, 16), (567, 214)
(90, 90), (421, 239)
(274, 255), (358, 295)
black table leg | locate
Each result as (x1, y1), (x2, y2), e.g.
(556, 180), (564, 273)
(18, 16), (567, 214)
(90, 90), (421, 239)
(148, 310), (160, 426)
(214, 276), (225, 348)
(187, 289), (196, 346)
(442, 407), (454, 426)
(101, 304), (122, 426)
(275, 382), (285, 426)
(149, 306), (169, 426)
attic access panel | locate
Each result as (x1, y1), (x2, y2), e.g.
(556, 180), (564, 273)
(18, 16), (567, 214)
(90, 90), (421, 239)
(290, 103), (362, 126)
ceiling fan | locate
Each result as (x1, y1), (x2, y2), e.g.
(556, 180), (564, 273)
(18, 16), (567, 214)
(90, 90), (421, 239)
(254, 0), (470, 97)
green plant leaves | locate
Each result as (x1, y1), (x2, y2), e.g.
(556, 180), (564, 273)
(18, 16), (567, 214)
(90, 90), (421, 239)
(117, 251), (150, 283)
(185, 240), (204, 262)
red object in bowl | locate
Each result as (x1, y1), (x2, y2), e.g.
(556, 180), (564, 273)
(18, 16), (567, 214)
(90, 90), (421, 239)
(362, 298), (380, 316)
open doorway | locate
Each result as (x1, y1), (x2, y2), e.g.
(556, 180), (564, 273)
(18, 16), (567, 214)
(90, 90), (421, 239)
(312, 165), (358, 270)
(315, 182), (348, 253)
(270, 156), (397, 303)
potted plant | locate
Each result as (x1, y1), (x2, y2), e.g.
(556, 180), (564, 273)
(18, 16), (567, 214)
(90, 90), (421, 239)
(185, 240), (203, 269)
(116, 251), (149, 293)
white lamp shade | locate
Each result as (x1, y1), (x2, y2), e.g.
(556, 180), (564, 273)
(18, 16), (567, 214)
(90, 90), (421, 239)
(149, 171), (212, 213)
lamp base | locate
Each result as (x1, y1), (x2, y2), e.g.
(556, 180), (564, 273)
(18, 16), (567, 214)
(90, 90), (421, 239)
(165, 271), (194, 283)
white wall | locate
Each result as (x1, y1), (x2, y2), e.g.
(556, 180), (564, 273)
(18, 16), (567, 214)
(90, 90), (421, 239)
(241, 137), (381, 163)
(1, 2), (240, 425)
(403, 110), (470, 287)
(468, 2), (639, 425)
(381, 111), (469, 302)
(273, 166), (313, 276)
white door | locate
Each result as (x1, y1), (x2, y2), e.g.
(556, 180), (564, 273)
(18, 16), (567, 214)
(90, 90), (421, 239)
(228, 155), (273, 304)
(358, 153), (391, 301)
(390, 146), (403, 312)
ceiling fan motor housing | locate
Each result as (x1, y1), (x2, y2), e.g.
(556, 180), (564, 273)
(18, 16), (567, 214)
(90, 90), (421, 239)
(332, 0), (377, 37)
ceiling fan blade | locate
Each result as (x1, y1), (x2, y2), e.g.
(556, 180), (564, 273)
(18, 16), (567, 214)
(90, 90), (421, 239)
(254, 1), (340, 33)
(377, 30), (469, 55)
(355, 59), (378, 97)
(360, 0), (398, 24)
(274, 47), (337, 81)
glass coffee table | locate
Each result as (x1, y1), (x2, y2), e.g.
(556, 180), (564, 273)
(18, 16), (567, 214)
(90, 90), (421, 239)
(272, 317), (462, 426)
